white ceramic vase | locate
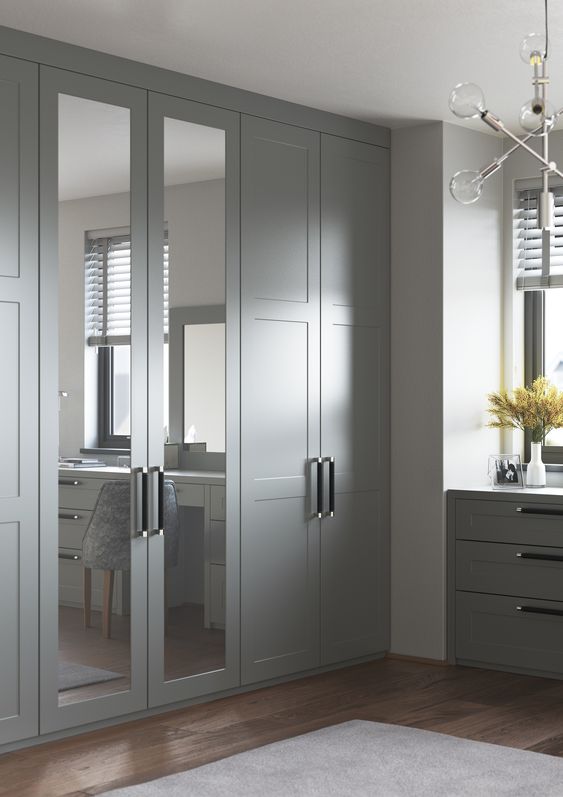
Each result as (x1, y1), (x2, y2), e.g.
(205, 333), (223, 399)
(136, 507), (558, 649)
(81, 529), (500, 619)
(526, 442), (546, 488)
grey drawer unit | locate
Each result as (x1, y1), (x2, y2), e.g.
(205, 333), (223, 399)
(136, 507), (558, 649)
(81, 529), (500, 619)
(456, 498), (563, 547)
(457, 591), (563, 676)
(457, 540), (563, 603)
(58, 510), (91, 550)
(449, 491), (563, 679)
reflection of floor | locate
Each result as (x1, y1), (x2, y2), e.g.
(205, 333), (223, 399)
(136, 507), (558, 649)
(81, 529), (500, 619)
(58, 603), (225, 706)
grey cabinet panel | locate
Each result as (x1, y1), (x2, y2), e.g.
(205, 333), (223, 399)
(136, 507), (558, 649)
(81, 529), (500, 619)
(242, 117), (317, 304)
(0, 302), (19, 498)
(457, 540), (563, 603)
(0, 55), (38, 746)
(321, 492), (386, 664)
(320, 135), (389, 663)
(241, 498), (320, 683)
(241, 116), (320, 684)
(456, 591), (563, 676)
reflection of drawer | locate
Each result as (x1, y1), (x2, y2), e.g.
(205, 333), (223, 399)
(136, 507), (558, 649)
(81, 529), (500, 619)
(59, 479), (102, 510)
(58, 549), (124, 612)
(210, 486), (226, 520)
(174, 483), (204, 507)
(209, 563), (225, 627)
(209, 520), (226, 564)
(59, 510), (92, 550)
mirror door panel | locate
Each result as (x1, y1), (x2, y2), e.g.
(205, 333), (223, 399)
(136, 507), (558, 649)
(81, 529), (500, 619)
(147, 93), (240, 707)
(40, 67), (148, 733)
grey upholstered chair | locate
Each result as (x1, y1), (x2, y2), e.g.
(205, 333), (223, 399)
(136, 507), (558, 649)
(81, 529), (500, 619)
(82, 479), (179, 638)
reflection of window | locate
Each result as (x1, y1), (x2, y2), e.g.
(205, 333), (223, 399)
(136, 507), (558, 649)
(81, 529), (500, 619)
(85, 228), (169, 449)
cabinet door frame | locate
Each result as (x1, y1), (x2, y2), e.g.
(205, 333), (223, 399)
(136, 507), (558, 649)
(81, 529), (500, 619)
(0, 54), (39, 746)
(146, 92), (240, 707)
(39, 66), (149, 733)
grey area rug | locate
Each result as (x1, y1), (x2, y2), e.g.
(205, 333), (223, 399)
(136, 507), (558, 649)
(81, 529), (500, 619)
(58, 661), (123, 692)
(99, 719), (563, 796)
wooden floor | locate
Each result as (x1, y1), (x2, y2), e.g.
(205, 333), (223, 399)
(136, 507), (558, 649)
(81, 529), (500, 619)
(3, 658), (563, 796)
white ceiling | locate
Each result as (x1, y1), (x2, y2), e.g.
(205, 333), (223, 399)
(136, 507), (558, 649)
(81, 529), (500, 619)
(6, 0), (563, 133)
(59, 96), (225, 200)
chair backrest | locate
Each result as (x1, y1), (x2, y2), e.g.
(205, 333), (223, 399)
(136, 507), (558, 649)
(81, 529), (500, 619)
(82, 478), (180, 571)
(82, 480), (131, 571)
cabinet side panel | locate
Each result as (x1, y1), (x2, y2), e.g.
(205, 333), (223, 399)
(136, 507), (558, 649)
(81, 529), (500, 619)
(0, 302), (19, 498)
(0, 78), (20, 277)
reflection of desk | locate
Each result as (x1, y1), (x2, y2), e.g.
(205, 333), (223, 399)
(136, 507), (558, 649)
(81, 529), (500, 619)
(58, 467), (226, 627)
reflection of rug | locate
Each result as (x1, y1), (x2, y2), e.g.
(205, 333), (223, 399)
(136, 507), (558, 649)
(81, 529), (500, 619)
(58, 661), (124, 692)
(99, 720), (563, 796)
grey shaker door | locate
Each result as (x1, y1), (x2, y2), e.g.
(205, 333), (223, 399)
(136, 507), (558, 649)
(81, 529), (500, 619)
(147, 92), (240, 707)
(320, 135), (390, 665)
(39, 67), (149, 733)
(0, 55), (39, 746)
(241, 116), (321, 684)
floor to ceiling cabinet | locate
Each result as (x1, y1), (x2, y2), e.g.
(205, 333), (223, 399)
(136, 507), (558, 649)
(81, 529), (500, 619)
(240, 118), (390, 684)
(0, 29), (389, 752)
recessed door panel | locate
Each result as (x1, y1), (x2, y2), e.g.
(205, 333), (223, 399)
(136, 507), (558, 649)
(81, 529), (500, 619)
(0, 522), (20, 720)
(0, 302), (19, 499)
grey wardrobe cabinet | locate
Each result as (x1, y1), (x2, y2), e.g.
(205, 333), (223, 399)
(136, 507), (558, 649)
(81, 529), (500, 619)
(0, 55), (39, 745)
(240, 117), (389, 684)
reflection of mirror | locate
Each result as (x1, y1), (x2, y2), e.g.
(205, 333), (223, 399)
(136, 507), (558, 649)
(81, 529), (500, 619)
(168, 305), (225, 454)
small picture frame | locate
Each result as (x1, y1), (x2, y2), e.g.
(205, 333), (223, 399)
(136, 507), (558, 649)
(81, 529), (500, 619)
(488, 454), (523, 489)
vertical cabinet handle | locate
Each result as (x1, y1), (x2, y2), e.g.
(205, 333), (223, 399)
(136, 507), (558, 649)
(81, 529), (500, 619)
(316, 457), (324, 518)
(328, 457), (335, 517)
(131, 467), (148, 538)
(148, 466), (164, 536)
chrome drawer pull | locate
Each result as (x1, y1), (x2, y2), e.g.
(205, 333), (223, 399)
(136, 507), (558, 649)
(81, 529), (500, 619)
(516, 506), (563, 516)
(58, 552), (81, 561)
(516, 551), (563, 562)
(516, 605), (563, 617)
(58, 513), (82, 521)
(59, 479), (81, 487)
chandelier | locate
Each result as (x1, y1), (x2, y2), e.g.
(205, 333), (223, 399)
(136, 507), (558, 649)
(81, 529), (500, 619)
(449, 0), (560, 234)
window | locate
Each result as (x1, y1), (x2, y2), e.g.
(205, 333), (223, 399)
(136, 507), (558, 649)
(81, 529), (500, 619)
(85, 229), (169, 449)
(519, 185), (563, 462)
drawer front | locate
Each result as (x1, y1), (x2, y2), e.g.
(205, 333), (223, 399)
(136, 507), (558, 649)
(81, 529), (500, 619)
(456, 591), (563, 674)
(457, 540), (563, 602)
(210, 486), (226, 521)
(209, 520), (226, 564)
(59, 511), (91, 550)
(174, 483), (204, 508)
(456, 498), (563, 547)
(59, 480), (102, 510)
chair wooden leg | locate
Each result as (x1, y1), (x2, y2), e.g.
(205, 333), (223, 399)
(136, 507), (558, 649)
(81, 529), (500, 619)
(102, 570), (115, 639)
(83, 567), (92, 628)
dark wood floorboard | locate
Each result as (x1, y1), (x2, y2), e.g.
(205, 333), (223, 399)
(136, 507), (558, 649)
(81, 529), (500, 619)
(2, 659), (563, 796)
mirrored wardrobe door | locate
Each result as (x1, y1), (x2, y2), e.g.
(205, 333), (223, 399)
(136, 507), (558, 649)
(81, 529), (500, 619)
(40, 67), (149, 734)
(147, 93), (240, 707)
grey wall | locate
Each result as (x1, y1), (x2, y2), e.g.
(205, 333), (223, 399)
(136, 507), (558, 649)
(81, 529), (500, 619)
(390, 122), (502, 660)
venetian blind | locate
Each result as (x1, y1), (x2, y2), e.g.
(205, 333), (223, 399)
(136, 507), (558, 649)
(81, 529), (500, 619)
(86, 230), (169, 345)
(516, 186), (563, 290)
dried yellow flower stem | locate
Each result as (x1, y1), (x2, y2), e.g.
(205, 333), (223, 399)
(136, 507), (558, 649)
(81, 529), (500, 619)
(487, 376), (563, 444)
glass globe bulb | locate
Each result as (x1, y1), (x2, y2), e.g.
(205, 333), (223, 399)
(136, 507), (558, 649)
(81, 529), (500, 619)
(519, 98), (556, 134)
(448, 83), (486, 119)
(520, 33), (547, 64)
(449, 170), (483, 205)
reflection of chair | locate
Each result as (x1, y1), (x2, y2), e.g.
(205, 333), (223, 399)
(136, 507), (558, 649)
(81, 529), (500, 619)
(82, 479), (179, 638)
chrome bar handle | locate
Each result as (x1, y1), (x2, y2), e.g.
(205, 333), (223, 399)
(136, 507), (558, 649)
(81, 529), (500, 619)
(316, 458), (324, 518)
(328, 457), (335, 517)
(148, 466), (164, 536)
(58, 513), (82, 521)
(58, 478), (81, 486)
(516, 551), (563, 562)
(516, 506), (563, 516)
(516, 605), (563, 618)
(58, 552), (81, 561)
(131, 467), (148, 538)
